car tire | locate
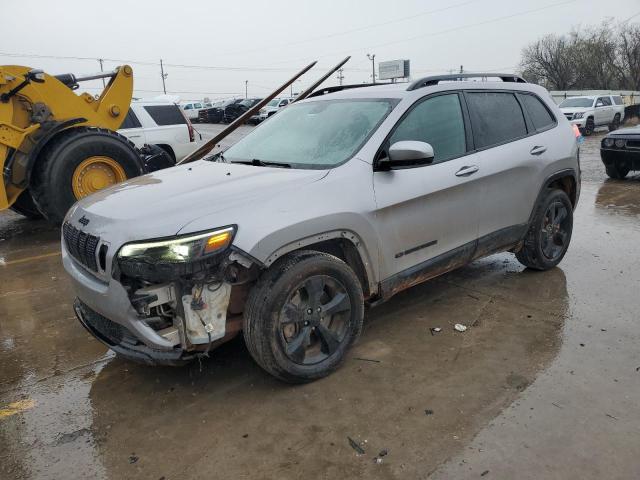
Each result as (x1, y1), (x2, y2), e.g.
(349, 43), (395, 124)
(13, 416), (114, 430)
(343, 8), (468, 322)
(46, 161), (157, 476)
(608, 114), (621, 132)
(516, 189), (573, 271)
(582, 117), (594, 136)
(31, 127), (144, 225)
(243, 250), (364, 383)
(10, 189), (44, 219)
(605, 163), (630, 179)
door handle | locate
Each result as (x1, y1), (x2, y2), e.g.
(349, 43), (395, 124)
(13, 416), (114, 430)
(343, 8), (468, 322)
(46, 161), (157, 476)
(455, 165), (479, 177)
(530, 145), (547, 156)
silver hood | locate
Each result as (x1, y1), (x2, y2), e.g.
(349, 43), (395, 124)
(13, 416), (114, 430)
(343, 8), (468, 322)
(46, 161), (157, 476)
(67, 160), (328, 239)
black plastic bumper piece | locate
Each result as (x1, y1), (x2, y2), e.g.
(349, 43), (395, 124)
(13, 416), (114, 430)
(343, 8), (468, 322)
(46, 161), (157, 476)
(73, 299), (194, 366)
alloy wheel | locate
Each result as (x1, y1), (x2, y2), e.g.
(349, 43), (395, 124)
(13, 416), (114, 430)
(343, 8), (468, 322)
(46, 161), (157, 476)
(279, 275), (351, 365)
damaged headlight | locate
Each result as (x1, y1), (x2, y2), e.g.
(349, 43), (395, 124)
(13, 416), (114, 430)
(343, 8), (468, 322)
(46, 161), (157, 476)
(118, 226), (235, 264)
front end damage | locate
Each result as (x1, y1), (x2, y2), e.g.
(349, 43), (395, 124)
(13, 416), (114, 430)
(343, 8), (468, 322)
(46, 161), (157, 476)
(64, 227), (260, 365)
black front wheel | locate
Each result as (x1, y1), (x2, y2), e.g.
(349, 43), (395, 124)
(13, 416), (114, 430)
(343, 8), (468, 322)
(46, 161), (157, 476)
(582, 117), (595, 136)
(516, 189), (573, 270)
(244, 251), (364, 383)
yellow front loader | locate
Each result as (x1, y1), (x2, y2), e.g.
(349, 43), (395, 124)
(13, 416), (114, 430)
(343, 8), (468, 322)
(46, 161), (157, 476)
(0, 64), (150, 224)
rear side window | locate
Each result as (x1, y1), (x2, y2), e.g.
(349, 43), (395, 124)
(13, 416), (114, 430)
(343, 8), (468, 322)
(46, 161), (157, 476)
(183, 104), (193, 110)
(519, 93), (556, 131)
(143, 105), (187, 126)
(612, 96), (623, 105)
(390, 93), (466, 164)
(466, 92), (527, 149)
(120, 109), (142, 129)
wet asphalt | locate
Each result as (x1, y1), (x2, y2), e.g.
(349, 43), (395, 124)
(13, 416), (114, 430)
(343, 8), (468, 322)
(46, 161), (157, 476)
(0, 128), (639, 479)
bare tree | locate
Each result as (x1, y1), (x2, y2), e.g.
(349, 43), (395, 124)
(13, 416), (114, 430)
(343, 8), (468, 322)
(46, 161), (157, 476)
(613, 22), (640, 90)
(520, 34), (578, 89)
(519, 21), (640, 90)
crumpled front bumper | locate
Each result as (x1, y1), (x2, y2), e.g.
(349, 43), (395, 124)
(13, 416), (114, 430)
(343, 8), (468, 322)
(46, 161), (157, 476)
(74, 299), (193, 366)
(62, 243), (177, 351)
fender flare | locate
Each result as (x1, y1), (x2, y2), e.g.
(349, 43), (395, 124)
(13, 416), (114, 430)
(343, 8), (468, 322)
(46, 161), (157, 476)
(7, 118), (86, 188)
(262, 229), (378, 296)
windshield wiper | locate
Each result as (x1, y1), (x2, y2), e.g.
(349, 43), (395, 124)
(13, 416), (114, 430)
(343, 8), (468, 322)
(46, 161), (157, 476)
(232, 158), (292, 168)
(205, 151), (227, 163)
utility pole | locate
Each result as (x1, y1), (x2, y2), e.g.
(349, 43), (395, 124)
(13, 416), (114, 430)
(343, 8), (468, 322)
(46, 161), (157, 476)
(245, 80), (248, 99)
(160, 59), (168, 94)
(367, 53), (376, 84)
(460, 65), (464, 74)
(98, 59), (105, 87)
(336, 68), (344, 86)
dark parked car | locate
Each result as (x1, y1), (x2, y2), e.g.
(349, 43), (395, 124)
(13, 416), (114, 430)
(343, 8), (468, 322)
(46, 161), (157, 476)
(198, 98), (242, 123)
(224, 98), (262, 123)
(600, 124), (640, 179)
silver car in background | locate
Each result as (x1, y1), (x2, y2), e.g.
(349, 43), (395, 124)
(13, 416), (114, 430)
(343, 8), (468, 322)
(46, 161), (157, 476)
(62, 73), (580, 383)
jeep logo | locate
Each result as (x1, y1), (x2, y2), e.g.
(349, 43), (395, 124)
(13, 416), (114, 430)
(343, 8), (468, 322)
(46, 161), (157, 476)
(78, 216), (90, 227)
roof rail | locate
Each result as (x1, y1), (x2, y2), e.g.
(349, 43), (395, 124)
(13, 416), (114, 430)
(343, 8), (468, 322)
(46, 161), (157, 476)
(407, 73), (526, 91)
(307, 83), (377, 98)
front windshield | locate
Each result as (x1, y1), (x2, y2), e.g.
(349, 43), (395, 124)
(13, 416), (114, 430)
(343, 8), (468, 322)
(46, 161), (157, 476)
(224, 99), (395, 168)
(559, 98), (594, 108)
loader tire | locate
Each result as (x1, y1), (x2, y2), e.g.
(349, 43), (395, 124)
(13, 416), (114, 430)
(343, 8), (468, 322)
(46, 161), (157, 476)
(10, 190), (43, 219)
(31, 127), (144, 225)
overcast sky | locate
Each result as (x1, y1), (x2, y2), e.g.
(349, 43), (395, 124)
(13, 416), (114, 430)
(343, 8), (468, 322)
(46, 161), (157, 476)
(1, 0), (638, 101)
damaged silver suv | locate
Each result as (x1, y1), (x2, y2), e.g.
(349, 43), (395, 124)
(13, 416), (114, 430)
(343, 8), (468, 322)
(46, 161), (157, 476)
(63, 74), (580, 383)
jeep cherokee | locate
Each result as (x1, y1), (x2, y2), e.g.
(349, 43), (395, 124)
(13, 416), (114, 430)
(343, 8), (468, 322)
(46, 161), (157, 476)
(63, 73), (580, 383)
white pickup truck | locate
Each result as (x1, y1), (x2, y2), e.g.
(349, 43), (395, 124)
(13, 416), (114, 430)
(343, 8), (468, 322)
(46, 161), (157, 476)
(558, 95), (625, 136)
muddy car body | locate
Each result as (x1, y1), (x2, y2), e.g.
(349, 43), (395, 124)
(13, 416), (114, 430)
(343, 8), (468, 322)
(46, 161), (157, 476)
(63, 74), (580, 382)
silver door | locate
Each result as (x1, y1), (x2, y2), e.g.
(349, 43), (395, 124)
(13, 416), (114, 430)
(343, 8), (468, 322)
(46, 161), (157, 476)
(464, 91), (543, 241)
(372, 93), (481, 279)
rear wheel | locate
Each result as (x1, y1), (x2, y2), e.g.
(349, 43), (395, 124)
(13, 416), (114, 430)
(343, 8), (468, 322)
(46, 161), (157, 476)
(31, 128), (143, 225)
(516, 189), (573, 270)
(605, 163), (630, 179)
(608, 114), (621, 132)
(10, 190), (43, 219)
(244, 251), (364, 383)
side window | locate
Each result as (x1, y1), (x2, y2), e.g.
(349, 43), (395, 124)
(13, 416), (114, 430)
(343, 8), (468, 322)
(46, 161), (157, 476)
(466, 92), (527, 149)
(519, 93), (556, 131)
(279, 100), (288, 106)
(143, 105), (187, 126)
(601, 97), (612, 106)
(596, 97), (606, 107)
(183, 104), (193, 110)
(389, 93), (466, 164)
(612, 96), (624, 106)
(120, 108), (142, 129)
(195, 103), (203, 109)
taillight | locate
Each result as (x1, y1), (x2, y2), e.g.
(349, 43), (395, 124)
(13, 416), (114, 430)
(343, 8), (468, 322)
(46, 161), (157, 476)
(187, 120), (195, 143)
(179, 107), (196, 142)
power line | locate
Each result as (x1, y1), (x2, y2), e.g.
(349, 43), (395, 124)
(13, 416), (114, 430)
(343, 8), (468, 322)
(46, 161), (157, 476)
(269, 0), (578, 66)
(216, 0), (481, 57)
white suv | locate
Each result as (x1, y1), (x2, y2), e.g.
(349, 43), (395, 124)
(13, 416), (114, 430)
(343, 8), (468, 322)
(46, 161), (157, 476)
(181, 101), (211, 122)
(119, 100), (198, 163)
(257, 97), (294, 122)
(558, 95), (625, 136)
